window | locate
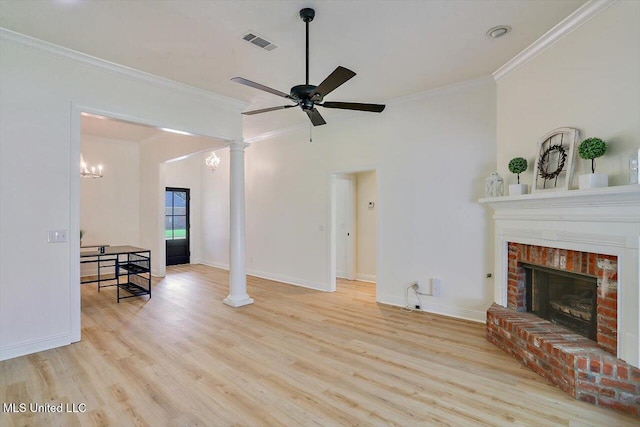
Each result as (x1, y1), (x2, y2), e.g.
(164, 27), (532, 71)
(165, 189), (188, 240)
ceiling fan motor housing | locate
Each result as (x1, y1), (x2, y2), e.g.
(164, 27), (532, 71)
(290, 84), (320, 109)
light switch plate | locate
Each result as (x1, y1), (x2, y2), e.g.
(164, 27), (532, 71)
(48, 230), (68, 243)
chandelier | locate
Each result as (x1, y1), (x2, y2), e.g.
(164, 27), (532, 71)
(80, 154), (103, 178)
(205, 152), (221, 172)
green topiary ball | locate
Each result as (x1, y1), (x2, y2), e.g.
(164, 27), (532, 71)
(578, 138), (606, 160)
(508, 157), (528, 175)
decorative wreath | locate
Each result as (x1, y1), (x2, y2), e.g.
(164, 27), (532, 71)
(537, 144), (567, 180)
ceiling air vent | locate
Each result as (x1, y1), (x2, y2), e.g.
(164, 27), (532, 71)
(242, 32), (277, 51)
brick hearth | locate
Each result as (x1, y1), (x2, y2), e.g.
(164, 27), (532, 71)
(487, 242), (639, 416)
(487, 304), (640, 415)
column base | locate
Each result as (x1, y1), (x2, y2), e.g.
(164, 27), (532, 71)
(223, 295), (254, 308)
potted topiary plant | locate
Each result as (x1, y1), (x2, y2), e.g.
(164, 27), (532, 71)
(577, 137), (607, 189)
(508, 157), (528, 195)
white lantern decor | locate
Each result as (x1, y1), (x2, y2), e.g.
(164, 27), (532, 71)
(485, 172), (504, 197)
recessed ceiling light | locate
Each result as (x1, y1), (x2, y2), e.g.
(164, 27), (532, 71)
(486, 25), (512, 39)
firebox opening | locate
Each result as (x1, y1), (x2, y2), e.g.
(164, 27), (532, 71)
(523, 264), (598, 341)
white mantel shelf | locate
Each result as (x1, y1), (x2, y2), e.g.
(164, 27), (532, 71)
(479, 184), (640, 209)
(479, 185), (640, 223)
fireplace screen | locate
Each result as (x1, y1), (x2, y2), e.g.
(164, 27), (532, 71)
(524, 264), (597, 340)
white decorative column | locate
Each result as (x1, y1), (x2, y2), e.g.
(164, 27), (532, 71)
(224, 141), (254, 307)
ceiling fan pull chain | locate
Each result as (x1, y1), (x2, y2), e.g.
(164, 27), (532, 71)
(309, 123), (313, 143)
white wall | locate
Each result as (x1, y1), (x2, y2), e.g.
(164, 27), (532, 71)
(356, 171), (377, 282)
(0, 32), (243, 361)
(204, 77), (497, 321)
(80, 135), (140, 248)
(201, 149), (231, 270)
(497, 1), (640, 188)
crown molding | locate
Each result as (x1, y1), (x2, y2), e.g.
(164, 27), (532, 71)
(493, 0), (617, 81)
(0, 27), (248, 112)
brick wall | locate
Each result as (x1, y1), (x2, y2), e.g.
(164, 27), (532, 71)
(507, 242), (618, 355)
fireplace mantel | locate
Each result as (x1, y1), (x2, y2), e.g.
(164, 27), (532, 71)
(480, 184), (640, 368)
(479, 184), (640, 216)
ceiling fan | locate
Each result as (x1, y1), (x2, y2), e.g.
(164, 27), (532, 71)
(232, 8), (385, 126)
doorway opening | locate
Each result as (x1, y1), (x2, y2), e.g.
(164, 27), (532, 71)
(74, 106), (227, 343)
(330, 170), (378, 294)
(165, 187), (191, 266)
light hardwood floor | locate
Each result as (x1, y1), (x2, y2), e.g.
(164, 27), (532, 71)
(1, 264), (637, 426)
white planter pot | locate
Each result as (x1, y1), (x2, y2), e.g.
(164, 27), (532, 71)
(509, 184), (528, 196)
(579, 173), (608, 189)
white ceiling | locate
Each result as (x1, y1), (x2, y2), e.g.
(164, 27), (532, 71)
(1, 0), (586, 140)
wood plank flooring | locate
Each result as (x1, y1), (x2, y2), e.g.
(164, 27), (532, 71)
(1, 264), (637, 426)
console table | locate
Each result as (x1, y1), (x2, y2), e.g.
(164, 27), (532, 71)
(81, 245), (151, 302)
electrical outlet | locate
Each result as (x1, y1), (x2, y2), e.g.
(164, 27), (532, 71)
(47, 230), (68, 243)
(412, 281), (419, 291)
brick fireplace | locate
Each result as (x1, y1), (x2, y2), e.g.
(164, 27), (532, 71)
(480, 186), (640, 416)
(507, 243), (617, 354)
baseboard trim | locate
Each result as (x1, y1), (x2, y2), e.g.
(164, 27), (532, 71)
(0, 333), (71, 361)
(377, 293), (486, 323)
(356, 273), (376, 283)
(199, 261), (330, 292)
(200, 260), (229, 270)
(247, 269), (330, 292)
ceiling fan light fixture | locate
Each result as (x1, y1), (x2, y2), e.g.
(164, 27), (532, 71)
(486, 25), (512, 39)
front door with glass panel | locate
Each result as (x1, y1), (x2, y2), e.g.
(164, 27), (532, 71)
(165, 187), (190, 266)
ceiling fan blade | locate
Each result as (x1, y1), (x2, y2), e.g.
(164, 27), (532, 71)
(320, 101), (386, 113)
(305, 108), (326, 126)
(241, 105), (297, 115)
(231, 77), (293, 100)
(311, 66), (356, 98)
